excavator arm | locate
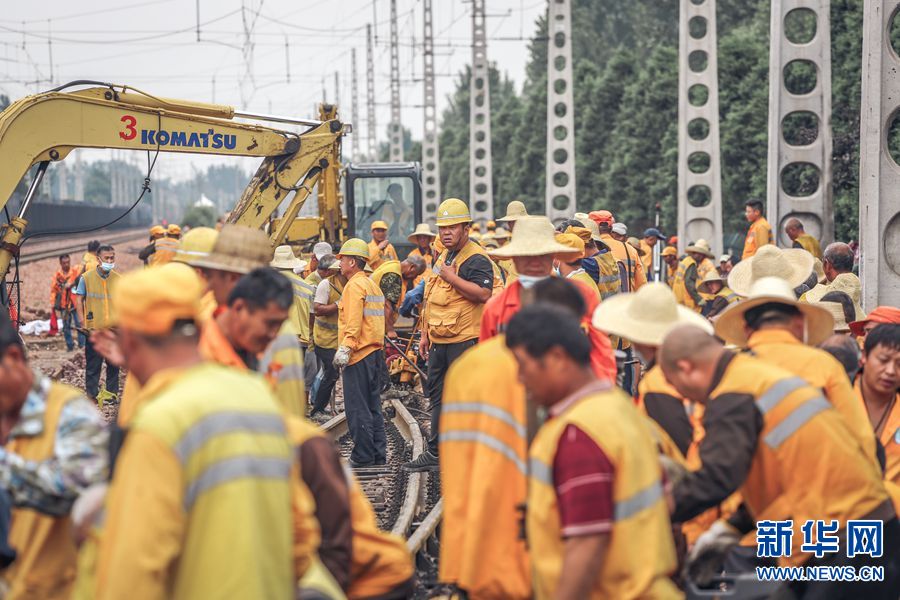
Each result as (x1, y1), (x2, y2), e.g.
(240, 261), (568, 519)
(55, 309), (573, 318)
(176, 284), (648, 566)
(0, 82), (348, 281)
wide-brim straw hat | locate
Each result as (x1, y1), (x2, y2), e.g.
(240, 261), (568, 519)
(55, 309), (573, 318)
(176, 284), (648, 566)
(685, 238), (715, 259)
(190, 224), (273, 275)
(697, 270), (726, 294)
(715, 276), (834, 347)
(803, 273), (865, 320)
(492, 228), (511, 240)
(592, 282), (713, 346)
(270, 245), (308, 270)
(812, 301), (852, 333)
(574, 216), (603, 242)
(407, 223), (437, 242)
(497, 200), (529, 222)
(727, 245), (815, 297)
(489, 216), (583, 259)
(627, 237), (646, 256)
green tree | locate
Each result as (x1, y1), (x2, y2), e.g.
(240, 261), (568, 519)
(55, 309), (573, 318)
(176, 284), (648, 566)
(181, 205), (217, 229)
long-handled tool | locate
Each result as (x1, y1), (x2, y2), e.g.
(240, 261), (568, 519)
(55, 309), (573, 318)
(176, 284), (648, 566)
(384, 335), (428, 382)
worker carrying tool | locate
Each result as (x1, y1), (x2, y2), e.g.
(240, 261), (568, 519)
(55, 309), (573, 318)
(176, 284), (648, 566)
(367, 221), (398, 271)
(310, 255), (345, 417)
(0, 309), (108, 600)
(741, 199), (774, 260)
(405, 199), (494, 473)
(334, 238), (388, 468)
(91, 263), (297, 599)
(51, 253), (85, 351)
(660, 325), (900, 597)
(505, 304), (680, 599)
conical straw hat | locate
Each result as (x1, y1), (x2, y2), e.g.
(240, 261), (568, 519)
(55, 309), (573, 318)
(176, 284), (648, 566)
(489, 216), (583, 259)
(497, 200), (529, 222)
(190, 224), (273, 275)
(270, 245), (307, 270)
(727, 245), (815, 297)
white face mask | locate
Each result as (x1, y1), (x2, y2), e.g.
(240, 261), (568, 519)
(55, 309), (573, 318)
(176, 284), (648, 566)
(101, 262), (116, 272)
(517, 274), (549, 289)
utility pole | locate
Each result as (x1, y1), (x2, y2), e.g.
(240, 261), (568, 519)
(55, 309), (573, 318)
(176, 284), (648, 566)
(366, 23), (377, 162)
(351, 47), (360, 162)
(388, 0), (403, 162)
(468, 0), (494, 225)
(73, 153), (85, 202)
(545, 0), (575, 224)
(767, 0), (833, 246)
(422, 0), (441, 224)
(334, 70), (340, 108)
(859, 0), (900, 308)
(677, 0), (724, 256)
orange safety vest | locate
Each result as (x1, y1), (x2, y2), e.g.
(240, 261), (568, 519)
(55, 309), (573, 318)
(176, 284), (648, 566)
(367, 240), (398, 271)
(148, 237), (179, 266)
(81, 268), (121, 330)
(423, 241), (488, 344)
(338, 272), (386, 364)
(854, 379), (900, 514)
(439, 336), (531, 599)
(3, 383), (83, 599)
(742, 217), (773, 260)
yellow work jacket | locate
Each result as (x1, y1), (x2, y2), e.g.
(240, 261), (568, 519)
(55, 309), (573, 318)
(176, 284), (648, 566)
(439, 336), (531, 599)
(285, 416), (413, 599)
(854, 379), (900, 513)
(82, 252), (99, 275)
(710, 354), (891, 566)
(672, 255), (698, 311)
(742, 217), (773, 260)
(338, 271), (385, 364)
(367, 240), (398, 271)
(409, 247), (435, 285)
(81, 268), (121, 330)
(589, 249), (621, 300)
(281, 270), (315, 344)
(498, 258), (518, 286)
(746, 329), (879, 470)
(314, 276), (344, 351)
(370, 260), (407, 309)
(423, 241), (488, 344)
(148, 237), (179, 266)
(261, 320), (307, 418)
(599, 233), (646, 291)
(95, 364), (295, 599)
(794, 233), (823, 261)
(639, 239), (654, 274)
(528, 382), (679, 599)
(3, 383), (83, 600)
(566, 270), (600, 301)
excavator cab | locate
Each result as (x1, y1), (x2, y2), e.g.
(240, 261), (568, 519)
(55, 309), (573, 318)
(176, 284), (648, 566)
(344, 162), (422, 260)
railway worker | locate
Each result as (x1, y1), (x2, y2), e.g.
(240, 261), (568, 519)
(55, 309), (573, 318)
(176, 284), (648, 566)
(0, 309), (108, 599)
(661, 246), (678, 287)
(496, 200), (529, 279)
(370, 256), (426, 340)
(593, 210), (646, 292)
(568, 220), (620, 301)
(367, 221), (398, 271)
(81, 240), (100, 276)
(306, 241), (333, 279)
(850, 306), (900, 346)
(51, 253), (85, 351)
(784, 217), (822, 261)
(672, 240), (715, 313)
(492, 226), (511, 247)
(741, 199), (773, 260)
(403, 199), (493, 473)
(166, 223), (182, 240)
(439, 278), (601, 600)
(146, 225), (180, 267)
(91, 264), (297, 599)
(695, 271), (738, 319)
(610, 221), (628, 242)
(505, 304), (680, 600)
(192, 225), (307, 417)
(333, 238), (388, 468)
(717, 254), (734, 278)
(554, 233), (599, 301)
(661, 325), (900, 596)
(640, 228), (664, 280)
(311, 255), (345, 417)
(73, 244), (120, 406)
(480, 217), (617, 382)
(171, 226), (219, 323)
(855, 324), (900, 512)
(137, 225), (166, 266)
(408, 223), (437, 271)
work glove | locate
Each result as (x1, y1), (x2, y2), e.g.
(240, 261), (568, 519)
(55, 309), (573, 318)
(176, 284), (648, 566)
(333, 346), (351, 368)
(399, 280), (425, 317)
(685, 519), (741, 587)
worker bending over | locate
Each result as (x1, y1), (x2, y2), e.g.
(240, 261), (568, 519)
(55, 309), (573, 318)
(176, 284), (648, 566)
(784, 217), (822, 261)
(334, 239), (387, 468)
(506, 304), (680, 599)
(370, 256), (426, 339)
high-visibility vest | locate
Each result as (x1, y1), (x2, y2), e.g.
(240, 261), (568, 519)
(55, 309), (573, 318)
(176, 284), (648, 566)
(82, 252), (99, 274)
(81, 268), (121, 330)
(854, 379), (900, 514)
(567, 270), (600, 301)
(439, 336), (531, 599)
(584, 250), (620, 300)
(282, 270), (315, 344)
(714, 354), (892, 566)
(742, 217), (773, 260)
(423, 241), (488, 344)
(715, 286), (739, 305)
(370, 260), (407, 309)
(794, 232), (823, 261)
(338, 272), (386, 364)
(314, 276), (344, 350)
(260, 320), (307, 418)
(285, 416), (414, 599)
(367, 241), (398, 271)
(3, 383), (83, 599)
(528, 383), (679, 599)
(672, 255), (697, 310)
(148, 237), (180, 266)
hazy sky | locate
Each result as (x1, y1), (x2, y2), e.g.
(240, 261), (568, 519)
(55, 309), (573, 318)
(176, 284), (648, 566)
(0, 0), (546, 180)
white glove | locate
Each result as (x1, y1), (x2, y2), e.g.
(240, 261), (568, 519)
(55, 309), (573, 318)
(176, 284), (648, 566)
(686, 519), (741, 585)
(333, 346), (351, 367)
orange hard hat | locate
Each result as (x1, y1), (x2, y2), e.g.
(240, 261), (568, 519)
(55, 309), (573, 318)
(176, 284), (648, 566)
(589, 210), (614, 226)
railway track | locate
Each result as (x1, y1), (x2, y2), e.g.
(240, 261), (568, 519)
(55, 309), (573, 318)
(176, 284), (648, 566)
(17, 228), (147, 265)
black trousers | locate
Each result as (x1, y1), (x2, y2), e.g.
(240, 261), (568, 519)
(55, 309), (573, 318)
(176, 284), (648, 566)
(85, 336), (119, 398)
(312, 346), (340, 413)
(342, 350), (386, 464)
(425, 339), (477, 454)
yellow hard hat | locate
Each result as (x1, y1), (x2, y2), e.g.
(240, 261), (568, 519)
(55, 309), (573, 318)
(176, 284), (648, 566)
(371, 220), (389, 231)
(167, 224), (182, 236)
(435, 198), (472, 226)
(111, 263), (204, 335)
(337, 238), (370, 260)
(173, 227), (218, 266)
(149, 225), (166, 238)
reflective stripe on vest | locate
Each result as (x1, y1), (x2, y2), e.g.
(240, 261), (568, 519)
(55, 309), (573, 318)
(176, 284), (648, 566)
(315, 320), (339, 330)
(529, 456), (552, 485)
(763, 396), (830, 449)
(173, 411), (287, 461)
(614, 480), (663, 521)
(267, 332), (301, 354)
(441, 430), (527, 474)
(183, 455), (292, 510)
(363, 294), (385, 317)
(442, 402), (526, 438)
(756, 377), (808, 415)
